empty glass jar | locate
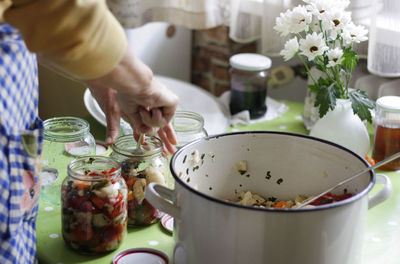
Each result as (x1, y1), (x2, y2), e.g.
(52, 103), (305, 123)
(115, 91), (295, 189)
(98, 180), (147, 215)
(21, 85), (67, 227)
(110, 135), (168, 226)
(41, 117), (96, 205)
(61, 156), (127, 254)
(172, 110), (208, 148)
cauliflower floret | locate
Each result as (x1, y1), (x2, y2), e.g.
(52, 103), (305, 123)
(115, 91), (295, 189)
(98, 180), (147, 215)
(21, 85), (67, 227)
(92, 213), (111, 227)
(294, 194), (308, 205)
(133, 178), (146, 204)
(189, 150), (200, 165)
(238, 191), (257, 206)
(75, 211), (92, 225)
(235, 160), (247, 175)
(145, 165), (165, 185)
(93, 183), (118, 199)
(252, 194), (266, 205)
(129, 167), (139, 177)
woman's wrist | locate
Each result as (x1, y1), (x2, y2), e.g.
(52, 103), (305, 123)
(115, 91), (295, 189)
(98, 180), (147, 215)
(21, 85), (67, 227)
(85, 47), (154, 96)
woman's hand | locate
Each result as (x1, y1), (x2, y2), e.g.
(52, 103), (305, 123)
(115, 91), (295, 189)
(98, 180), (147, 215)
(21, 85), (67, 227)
(86, 47), (179, 155)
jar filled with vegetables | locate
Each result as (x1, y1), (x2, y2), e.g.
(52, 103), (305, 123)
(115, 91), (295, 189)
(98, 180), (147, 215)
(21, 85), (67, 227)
(61, 156), (127, 254)
(110, 135), (168, 226)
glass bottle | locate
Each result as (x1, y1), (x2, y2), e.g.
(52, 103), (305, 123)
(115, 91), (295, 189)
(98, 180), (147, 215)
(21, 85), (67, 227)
(172, 110), (208, 148)
(61, 156), (127, 254)
(110, 135), (168, 226)
(229, 53), (272, 119)
(41, 117), (96, 205)
(372, 96), (400, 170)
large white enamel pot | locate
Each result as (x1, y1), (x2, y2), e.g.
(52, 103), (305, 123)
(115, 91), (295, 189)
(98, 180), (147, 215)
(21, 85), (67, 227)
(146, 132), (392, 264)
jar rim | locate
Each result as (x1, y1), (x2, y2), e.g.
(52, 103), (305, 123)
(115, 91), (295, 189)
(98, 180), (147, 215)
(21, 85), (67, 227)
(44, 116), (90, 142)
(173, 110), (205, 133)
(112, 135), (163, 158)
(67, 156), (121, 181)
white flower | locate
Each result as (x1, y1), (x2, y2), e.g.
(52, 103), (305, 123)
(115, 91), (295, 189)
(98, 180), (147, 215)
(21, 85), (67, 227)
(280, 37), (299, 61)
(287, 5), (312, 34)
(341, 22), (368, 44)
(305, 0), (337, 19)
(274, 11), (292, 36)
(321, 9), (352, 39)
(326, 48), (344, 67)
(299, 32), (328, 61)
(274, 5), (312, 36)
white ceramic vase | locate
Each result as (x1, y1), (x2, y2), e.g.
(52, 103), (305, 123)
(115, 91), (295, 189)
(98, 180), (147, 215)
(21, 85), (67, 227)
(309, 99), (371, 157)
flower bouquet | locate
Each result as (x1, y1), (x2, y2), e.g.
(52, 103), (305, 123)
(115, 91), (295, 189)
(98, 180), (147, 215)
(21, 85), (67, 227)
(274, 0), (374, 124)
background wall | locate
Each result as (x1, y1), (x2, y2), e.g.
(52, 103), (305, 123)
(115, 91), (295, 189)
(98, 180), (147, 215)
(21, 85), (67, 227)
(190, 25), (309, 101)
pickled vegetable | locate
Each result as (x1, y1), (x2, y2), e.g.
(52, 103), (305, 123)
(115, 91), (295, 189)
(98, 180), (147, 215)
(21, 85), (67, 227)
(121, 160), (165, 226)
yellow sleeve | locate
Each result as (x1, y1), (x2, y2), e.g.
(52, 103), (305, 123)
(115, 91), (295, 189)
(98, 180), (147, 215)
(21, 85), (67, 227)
(4, 0), (127, 80)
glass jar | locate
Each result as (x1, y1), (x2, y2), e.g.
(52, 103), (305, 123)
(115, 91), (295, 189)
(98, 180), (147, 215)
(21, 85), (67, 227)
(110, 135), (168, 226)
(229, 53), (272, 119)
(41, 117), (96, 205)
(372, 96), (400, 170)
(172, 110), (208, 148)
(61, 156), (127, 254)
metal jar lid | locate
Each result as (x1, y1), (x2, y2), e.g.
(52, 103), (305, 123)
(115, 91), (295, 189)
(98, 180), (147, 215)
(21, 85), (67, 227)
(113, 248), (169, 264)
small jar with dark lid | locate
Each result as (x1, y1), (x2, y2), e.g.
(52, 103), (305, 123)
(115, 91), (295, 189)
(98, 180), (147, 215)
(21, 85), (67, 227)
(372, 96), (400, 170)
(229, 53), (272, 119)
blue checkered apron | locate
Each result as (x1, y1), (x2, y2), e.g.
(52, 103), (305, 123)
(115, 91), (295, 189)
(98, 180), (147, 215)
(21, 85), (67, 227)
(0, 23), (43, 264)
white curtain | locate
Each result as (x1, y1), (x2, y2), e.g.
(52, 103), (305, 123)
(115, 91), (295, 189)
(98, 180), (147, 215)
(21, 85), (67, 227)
(107, 0), (371, 57)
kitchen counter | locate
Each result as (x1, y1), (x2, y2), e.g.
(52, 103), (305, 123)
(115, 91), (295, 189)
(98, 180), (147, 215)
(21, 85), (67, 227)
(37, 101), (400, 264)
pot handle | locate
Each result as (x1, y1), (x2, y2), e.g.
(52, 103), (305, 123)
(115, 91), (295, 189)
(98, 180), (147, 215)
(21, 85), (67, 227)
(368, 174), (393, 209)
(145, 182), (180, 218)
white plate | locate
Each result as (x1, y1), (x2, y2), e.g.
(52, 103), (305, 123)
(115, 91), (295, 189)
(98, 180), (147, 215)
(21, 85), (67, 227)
(84, 75), (230, 136)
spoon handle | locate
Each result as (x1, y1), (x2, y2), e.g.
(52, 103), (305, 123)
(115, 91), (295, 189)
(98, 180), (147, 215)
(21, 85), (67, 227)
(136, 133), (144, 151)
(297, 152), (400, 208)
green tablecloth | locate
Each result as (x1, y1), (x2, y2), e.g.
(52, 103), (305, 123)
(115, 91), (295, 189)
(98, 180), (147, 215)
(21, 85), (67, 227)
(37, 101), (400, 264)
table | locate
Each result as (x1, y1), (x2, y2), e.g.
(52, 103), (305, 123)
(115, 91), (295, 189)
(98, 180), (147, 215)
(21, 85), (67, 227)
(37, 101), (400, 264)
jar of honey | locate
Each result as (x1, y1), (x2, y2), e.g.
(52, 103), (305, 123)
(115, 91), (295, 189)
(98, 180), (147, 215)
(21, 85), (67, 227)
(229, 53), (271, 119)
(372, 96), (400, 170)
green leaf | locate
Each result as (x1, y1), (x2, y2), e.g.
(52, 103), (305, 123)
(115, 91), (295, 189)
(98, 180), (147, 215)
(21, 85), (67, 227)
(349, 89), (375, 123)
(314, 80), (341, 117)
(341, 49), (358, 72)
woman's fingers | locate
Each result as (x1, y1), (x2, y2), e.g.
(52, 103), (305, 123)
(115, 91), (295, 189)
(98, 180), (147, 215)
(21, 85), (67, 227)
(157, 125), (177, 155)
